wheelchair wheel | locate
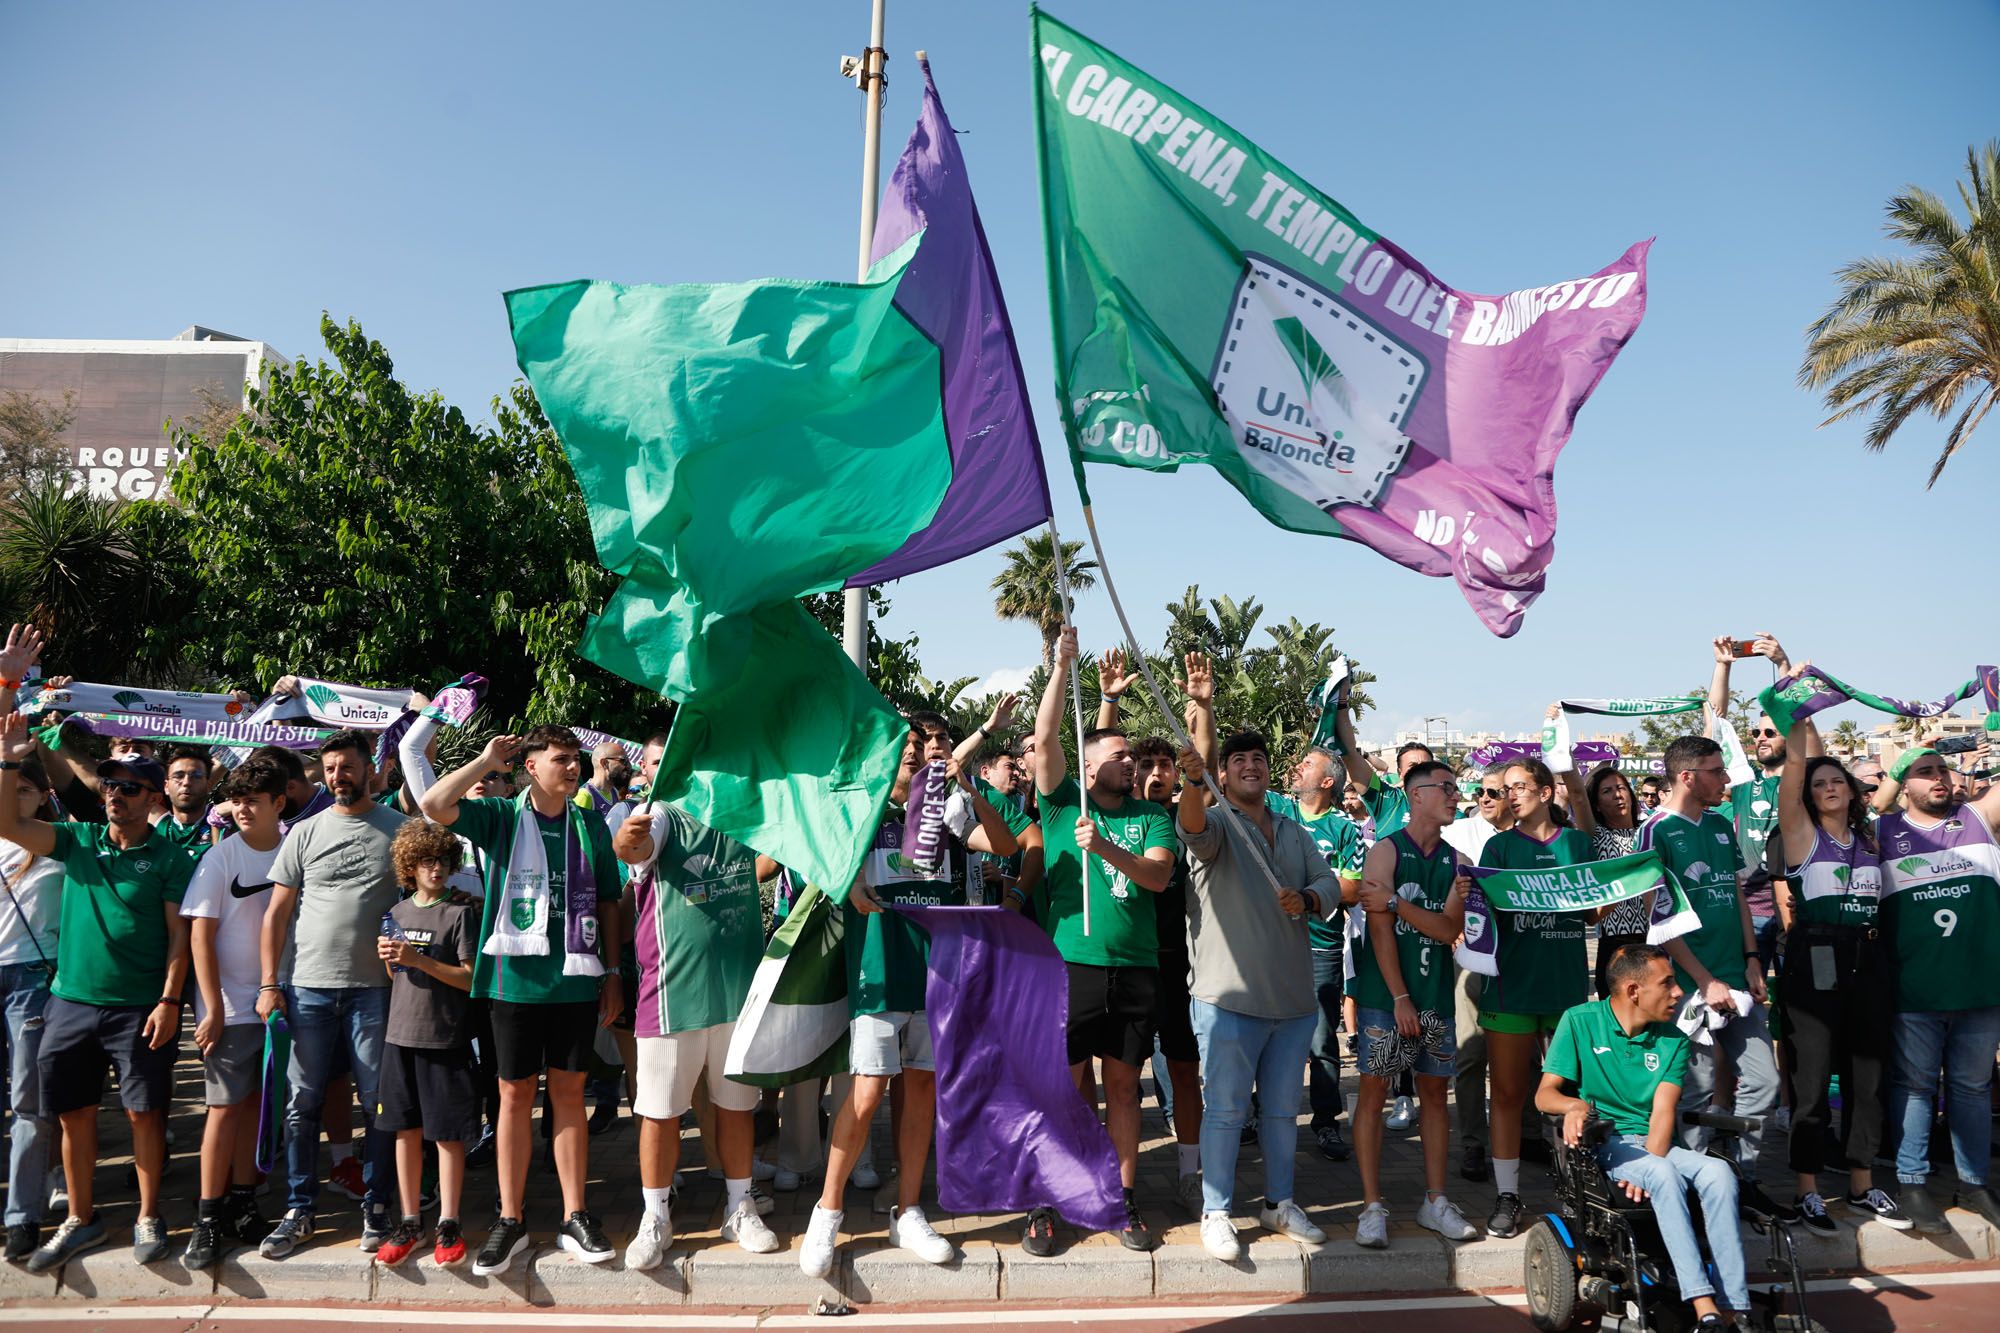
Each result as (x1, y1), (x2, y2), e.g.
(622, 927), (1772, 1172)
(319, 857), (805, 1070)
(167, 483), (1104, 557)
(1524, 1219), (1581, 1331)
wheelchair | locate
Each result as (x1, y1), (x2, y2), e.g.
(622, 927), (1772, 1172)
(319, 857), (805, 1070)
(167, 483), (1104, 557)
(1523, 1107), (1825, 1332)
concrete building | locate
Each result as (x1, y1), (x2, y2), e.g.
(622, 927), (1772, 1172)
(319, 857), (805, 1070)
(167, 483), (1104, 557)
(0, 326), (286, 500)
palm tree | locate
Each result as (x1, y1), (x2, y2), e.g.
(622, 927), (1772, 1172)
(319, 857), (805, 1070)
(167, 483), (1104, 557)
(1801, 141), (2000, 486)
(1829, 720), (1865, 756)
(989, 532), (1096, 668)
(0, 481), (153, 656)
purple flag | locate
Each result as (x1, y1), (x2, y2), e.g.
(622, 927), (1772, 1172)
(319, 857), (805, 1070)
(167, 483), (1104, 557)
(846, 61), (1052, 587)
(1468, 739), (1621, 770)
(897, 905), (1122, 1232)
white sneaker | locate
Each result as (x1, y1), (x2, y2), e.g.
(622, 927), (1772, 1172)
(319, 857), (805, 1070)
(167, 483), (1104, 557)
(625, 1210), (670, 1271)
(751, 1158), (778, 1181)
(850, 1159), (881, 1190)
(772, 1164), (802, 1192)
(1774, 1106), (1793, 1133)
(1416, 1194), (1478, 1241)
(888, 1204), (954, 1265)
(1385, 1096), (1416, 1132)
(722, 1198), (781, 1254)
(1259, 1198), (1326, 1245)
(799, 1205), (842, 1278)
(1200, 1210), (1242, 1261)
(1355, 1201), (1390, 1249)
(1176, 1173), (1204, 1220)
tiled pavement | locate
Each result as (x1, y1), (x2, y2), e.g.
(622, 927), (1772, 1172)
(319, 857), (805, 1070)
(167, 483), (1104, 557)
(3, 1050), (1996, 1306)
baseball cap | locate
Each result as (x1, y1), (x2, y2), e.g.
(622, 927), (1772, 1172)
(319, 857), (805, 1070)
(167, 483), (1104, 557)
(1889, 747), (1940, 783)
(97, 756), (168, 791)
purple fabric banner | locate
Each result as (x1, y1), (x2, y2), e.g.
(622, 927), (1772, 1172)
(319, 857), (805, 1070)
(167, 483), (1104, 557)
(846, 61), (1052, 587)
(897, 904), (1123, 1232)
(1468, 739), (1621, 770)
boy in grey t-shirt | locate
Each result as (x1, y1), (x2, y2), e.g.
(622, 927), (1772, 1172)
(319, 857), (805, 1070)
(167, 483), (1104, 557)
(371, 820), (478, 1269)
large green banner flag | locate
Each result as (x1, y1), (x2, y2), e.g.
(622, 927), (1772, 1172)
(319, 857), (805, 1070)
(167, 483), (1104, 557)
(1032, 8), (1648, 636)
(506, 237), (951, 896)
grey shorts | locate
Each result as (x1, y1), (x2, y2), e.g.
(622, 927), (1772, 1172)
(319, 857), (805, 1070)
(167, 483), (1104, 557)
(849, 1010), (933, 1076)
(203, 1024), (265, 1106)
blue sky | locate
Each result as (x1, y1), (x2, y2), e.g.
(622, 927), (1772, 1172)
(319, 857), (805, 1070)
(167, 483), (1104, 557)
(4, 2), (1994, 744)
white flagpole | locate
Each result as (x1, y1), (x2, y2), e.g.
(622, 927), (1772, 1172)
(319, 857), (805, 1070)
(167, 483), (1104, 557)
(840, 0), (889, 672)
(1043, 514), (1092, 936)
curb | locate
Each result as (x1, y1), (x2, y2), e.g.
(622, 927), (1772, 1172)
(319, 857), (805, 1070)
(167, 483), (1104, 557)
(19, 1206), (1996, 1306)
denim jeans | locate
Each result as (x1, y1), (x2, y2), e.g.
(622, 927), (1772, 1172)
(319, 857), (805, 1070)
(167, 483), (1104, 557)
(1676, 1001), (1777, 1171)
(1599, 1136), (1747, 1311)
(1308, 949), (1345, 1129)
(1890, 1005), (2000, 1186)
(1191, 998), (1317, 1213)
(0, 962), (53, 1227)
(283, 985), (392, 1217)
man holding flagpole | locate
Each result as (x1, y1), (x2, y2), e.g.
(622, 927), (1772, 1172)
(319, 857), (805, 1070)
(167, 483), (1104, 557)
(1021, 627), (1176, 1255)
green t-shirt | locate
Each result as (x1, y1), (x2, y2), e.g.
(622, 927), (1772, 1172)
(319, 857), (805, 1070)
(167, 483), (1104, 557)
(967, 779), (1036, 906)
(1543, 999), (1690, 1137)
(1364, 775), (1410, 839)
(1636, 808), (1747, 990)
(847, 808), (967, 1016)
(635, 804), (761, 1035)
(49, 822), (195, 1008)
(456, 797), (622, 1005)
(1037, 777), (1176, 968)
(154, 814), (213, 863)
(1477, 827), (1593, 1016)
(1267, 792), (1364, 950)
(1352, 829), (1457, 1018)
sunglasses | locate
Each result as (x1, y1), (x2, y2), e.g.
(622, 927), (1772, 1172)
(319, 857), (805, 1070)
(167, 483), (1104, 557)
(1477, 788), (1504, 800)
(1749, 728), (1780, 739)
(103, 778), (157, 797)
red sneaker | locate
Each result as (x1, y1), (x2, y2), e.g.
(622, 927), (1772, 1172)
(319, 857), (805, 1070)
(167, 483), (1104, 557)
(373, 1218), (424, 1267)
(327, 1157), (367, 1201)
(433, 1218), (467, 1268)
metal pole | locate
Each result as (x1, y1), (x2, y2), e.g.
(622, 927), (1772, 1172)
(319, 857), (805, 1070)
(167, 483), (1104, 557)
(840, 0), (888, 672)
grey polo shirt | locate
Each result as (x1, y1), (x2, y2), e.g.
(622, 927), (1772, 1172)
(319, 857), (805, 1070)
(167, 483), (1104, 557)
(1179, 799), (1338, 1021)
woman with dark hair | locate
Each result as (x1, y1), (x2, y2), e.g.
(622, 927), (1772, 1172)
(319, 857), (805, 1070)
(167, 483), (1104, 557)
(1473, 757), (1593, 1238)
(0, 756), (62, 1259)
(1773, 717), (1906, 1234)
(1580, 765), (1653, 997)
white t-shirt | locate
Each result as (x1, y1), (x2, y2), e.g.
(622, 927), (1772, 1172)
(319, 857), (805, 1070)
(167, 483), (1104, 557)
(0, 842), (62, 968)
(180, 835), (283, 1026)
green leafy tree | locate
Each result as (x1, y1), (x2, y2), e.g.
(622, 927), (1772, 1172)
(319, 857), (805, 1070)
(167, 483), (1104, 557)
(0, 389), (78, 492)
(990, 531), (1097, 668)
(164, 315), (653, 733)
(1801, 141), (2000, 486)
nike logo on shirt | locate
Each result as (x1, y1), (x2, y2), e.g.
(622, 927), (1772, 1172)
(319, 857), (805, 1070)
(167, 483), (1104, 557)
(229, 877), (276, 899)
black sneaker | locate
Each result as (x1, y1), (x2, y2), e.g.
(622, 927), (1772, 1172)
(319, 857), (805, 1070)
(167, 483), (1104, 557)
(1896, 1182), (1949, 1235)
(473, 1217), (530, 1275)
(1021, 1205), (1058, 1258)
(1118, 1193), (1155, 1252)
(587, 1100), (620, 1136)
(1795, 1192), (1837, 1237)
(229, 1195), (270, 1246)
(1314, 1124), (1353, 1162)
(1844, 1187), (1913, 1231)
(359, 1209), (391, 1254)
(183, 1216), (225, 1270)
(4, 1222), (37, 1262)
(1486, 1191), (1524, 1238)
(1459, 1142), (1490, 1183)
(556, 1210), (613, 1264)
(466, 1126), (496, 1169)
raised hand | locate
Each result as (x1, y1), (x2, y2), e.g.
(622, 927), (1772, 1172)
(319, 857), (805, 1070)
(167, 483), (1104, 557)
(983, 692), (1021, 735)
(1180, 651), (1215, 707)
(1097, 647), (1136, 698)
(1055, 626), (1078, 666)
(0, 713), (34, 763)
(0, 624), (44, 683)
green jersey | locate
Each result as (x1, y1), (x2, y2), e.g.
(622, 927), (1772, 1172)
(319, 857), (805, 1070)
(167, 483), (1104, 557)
(961, 779), (1036, 906)
(154, 814), (213, 863)
(1877, 804), (2000, 1012)
(1364, 774), (1411, 839)
(49, 822), (195, 1008)
(1268, 792), (1364, 949)
(1477, 827), (1593, 1015)
(1636, 808), (1747, 990)
(1037, 777), (1176, 968)
(847, 807), (967, 1016)
(632, 805), (761, 1036)
(1352, 829), (1457, 1018)
(1543, 999), (1690, 1138)
(456, 797), (622, 1005)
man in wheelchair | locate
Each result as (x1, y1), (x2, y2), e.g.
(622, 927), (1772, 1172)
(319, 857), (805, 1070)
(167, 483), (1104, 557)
(1537, 944), (1751, 1331)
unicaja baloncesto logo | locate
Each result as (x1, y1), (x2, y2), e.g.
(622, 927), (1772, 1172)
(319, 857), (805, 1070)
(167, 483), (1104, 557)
(1210, 253), (1423, 514)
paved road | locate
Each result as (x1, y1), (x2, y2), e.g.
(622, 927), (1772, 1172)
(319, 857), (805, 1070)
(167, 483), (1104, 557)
(8, 1267), (1998, 1331)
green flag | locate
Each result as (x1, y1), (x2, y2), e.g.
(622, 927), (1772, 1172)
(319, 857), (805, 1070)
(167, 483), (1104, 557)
(506, 236), (952, 896)
(723, 882), (851, 1089)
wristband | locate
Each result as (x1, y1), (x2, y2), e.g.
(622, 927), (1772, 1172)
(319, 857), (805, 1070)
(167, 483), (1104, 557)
(974, 724), (989, 738)
(1102, 690), (1122, 701)
(0, 677), (18, 690)
(0, 761), (20, 772)
(258, 984), (282, 992)
(1393, 992), (1411, 1002)
(1006, 885), (1029, 905)
(158, 997), (179, 1006)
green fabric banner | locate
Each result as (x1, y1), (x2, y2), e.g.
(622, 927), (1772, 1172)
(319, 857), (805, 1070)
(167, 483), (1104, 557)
(1468, 849), (1673, 915)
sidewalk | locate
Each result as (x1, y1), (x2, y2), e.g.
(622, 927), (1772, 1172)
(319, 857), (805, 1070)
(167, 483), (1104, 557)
(2, 1055), (1995, 1308)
